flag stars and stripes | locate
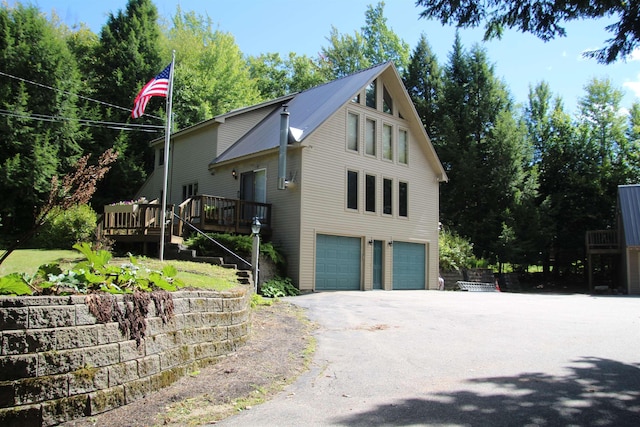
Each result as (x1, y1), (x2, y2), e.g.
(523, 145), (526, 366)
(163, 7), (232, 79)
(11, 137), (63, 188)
(131, 63), (172, 118)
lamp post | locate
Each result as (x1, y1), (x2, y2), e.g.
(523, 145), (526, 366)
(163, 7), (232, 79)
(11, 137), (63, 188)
(251, 217), (261, 293)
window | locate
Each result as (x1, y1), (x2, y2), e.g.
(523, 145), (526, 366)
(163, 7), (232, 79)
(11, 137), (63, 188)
(366, 80), (376, 108)
(383, 124), (393, 160)
(347, 170), (358, 210)
(182, 182), (198, 200)
(366, 174), (376, 212)
(158, 148), (164, 166)
(347, 112), (359, 151)
(365, 118), (376, 156)
(399, 181), (408, 217)
(352, 93), (360, 103)
(398, 129), (408, 164)
(383, 178), (392, 215)
(383, 85), (393, 114)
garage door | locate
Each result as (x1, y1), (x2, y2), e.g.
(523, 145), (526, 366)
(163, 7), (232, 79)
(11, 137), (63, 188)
(393, 242), (425, 290)
(315, 234), (361, 290)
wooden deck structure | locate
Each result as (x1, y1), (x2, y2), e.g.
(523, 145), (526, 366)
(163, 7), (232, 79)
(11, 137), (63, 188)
(100, 195), (272, 253)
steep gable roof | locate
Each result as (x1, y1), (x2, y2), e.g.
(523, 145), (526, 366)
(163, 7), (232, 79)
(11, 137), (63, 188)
(618, 184), (640, 247)
(210, 62), (390, 165)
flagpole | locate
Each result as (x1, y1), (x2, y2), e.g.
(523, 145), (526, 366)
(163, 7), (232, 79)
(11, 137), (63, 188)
(159, 50), (175, 261)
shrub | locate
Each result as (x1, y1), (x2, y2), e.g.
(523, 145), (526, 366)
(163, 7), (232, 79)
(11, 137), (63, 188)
(35, 204), (97, 249)
(185, 233), (285, 267)
(439, 229), (478, 271)
(260, 276), (299, 298)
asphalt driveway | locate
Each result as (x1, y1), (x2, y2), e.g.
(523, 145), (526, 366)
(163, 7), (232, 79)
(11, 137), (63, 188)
(216, 291), (640, 426)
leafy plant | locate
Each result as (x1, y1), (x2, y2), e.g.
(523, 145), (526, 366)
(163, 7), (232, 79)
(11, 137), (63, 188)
(0, 243), (183, 295)
(260, 277), (299, 298)
(34, 204), (97, 249)
(185, 233), (285, 267)
(439, 229), (478, 271)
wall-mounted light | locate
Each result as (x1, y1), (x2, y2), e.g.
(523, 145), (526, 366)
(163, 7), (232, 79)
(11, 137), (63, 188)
(232, 169), (238, 180)
(368, 240), (373, 245)
(388, 240), (393, 247)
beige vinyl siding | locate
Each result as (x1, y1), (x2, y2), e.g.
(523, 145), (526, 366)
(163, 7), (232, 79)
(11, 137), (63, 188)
(298, 97), (440, 291)
(628, 250), (640, 294)
(216, 106), (275, 155)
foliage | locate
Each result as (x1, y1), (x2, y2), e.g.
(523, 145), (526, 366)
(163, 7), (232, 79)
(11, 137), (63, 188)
(250, 293), (274, 307)
(162, 7), (261, 128)
(260, 277), (299, 298)
(34, 204), (97, 249)
(185, 233), (285, 267)
(439, 229), (477, 271)
(0, 242), (183, 296)
(320, 2), (409, 78)
(0, 3), (85, 232)
(415, 0), (640, 64)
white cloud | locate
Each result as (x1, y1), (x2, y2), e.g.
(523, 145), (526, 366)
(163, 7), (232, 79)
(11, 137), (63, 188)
(629, 48), (640, 62)
(623, 73), (640, 97)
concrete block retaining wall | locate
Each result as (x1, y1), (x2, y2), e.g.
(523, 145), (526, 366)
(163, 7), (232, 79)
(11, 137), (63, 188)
(0, 288), (251, 426)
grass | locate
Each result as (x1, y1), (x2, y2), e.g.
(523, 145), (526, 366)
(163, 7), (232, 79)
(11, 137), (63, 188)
(0, 249), (240, 292)
(0, 249), (83, 276)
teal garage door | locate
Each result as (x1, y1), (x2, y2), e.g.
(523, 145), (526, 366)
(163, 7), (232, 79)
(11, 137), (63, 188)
(315, 234), (361, 290)
(393, 242), (426, 290)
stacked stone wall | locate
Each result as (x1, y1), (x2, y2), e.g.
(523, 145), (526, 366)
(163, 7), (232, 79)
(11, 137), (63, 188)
(0, 289), (250, 426)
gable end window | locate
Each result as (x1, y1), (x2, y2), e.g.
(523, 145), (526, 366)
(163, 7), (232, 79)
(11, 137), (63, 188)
(383, 178), (393, 215)
(366, 174), (376, 213)
(383, 124), (393, 161)
(398, 129), (408, 164)
(399, 181), (408, 217)
(347, 170), (359, 210)
(365, 118), (376, 156)
(383, 85), (393, 114)
(366, 80), (376, 109)
(347, 112), (359, 152)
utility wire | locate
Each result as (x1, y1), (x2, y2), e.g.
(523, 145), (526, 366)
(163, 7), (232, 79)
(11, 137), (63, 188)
(0, 109), (164, 133)
(0, 69), (164, 121)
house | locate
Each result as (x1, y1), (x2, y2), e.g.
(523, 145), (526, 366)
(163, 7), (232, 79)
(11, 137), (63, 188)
(136, 62), (447, 291)
(586, 184), (640, 295)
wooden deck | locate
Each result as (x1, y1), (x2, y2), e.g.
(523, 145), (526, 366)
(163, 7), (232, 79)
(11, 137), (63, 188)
(100, 195), (272, 250)
(585, 229), (620, 292)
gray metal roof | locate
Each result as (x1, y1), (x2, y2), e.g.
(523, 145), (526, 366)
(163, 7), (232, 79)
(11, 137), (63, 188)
(211, 62), (391, 165)
(618, 184), (640, 246)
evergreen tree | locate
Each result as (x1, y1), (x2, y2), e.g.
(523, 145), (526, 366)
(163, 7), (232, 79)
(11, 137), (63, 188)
(90, 0), (164, 206)
(0, 4), (84, 231)
(403, 33), (442, 142)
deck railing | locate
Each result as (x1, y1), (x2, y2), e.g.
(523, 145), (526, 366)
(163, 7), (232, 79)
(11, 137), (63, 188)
(178, 195), (272, 236)
(102, 203), (175, 239)
(585, 229), (619, 250)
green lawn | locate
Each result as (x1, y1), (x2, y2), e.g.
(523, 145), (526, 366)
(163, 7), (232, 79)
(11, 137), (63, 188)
(0, 249), (240, 292)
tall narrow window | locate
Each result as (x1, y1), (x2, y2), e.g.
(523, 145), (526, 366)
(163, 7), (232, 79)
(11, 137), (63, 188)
(399, 181), (408, 217)
(365, 118), (376, 156)
(347, 170), (358, 210)
(366, 174), (376, 212)
(383, 124), (393, 160)
(158, 148), (164, 166)
(352, 93), (360, 103)
(398, 129), (408, 164)
(383, 85), (393, 114)
(383, 178), (392, 215)
(182, 182), (198, 200)
(347, 112), (359, 151)
(366, 80), (376, 108)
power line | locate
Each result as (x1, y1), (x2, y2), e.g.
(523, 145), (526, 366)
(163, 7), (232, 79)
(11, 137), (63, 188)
(0, 69), (164, 121)
(0, 109), (163, 133)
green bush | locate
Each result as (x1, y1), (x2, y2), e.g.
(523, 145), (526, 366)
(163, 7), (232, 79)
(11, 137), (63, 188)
(439, 229), (478, 271)
(36, 204), (97, 249)
(185, 233), (285, 267)
(260, 276), (299, 298)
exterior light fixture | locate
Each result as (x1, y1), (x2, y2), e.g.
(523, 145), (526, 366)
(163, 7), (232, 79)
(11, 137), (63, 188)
(251, 217), (261, 235)
(232, 169), (238, 179)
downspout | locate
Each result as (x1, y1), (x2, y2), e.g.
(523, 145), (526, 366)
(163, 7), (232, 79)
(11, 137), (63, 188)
(278, 105), (289, 190)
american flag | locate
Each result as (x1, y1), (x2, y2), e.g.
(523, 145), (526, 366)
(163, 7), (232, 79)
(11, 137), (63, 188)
(131, 63), (172, 118)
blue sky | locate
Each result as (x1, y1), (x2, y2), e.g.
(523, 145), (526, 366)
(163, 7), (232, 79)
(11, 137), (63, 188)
(29, 0), (640, 115)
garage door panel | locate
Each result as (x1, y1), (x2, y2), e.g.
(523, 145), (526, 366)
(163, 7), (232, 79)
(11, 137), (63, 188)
(316, 235), (361, 291)
(393, 242), (425, 290)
